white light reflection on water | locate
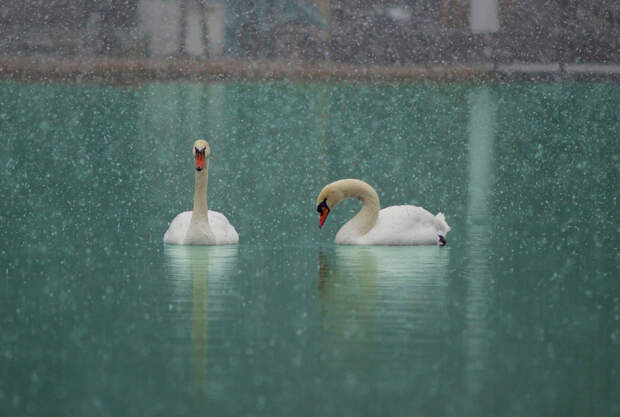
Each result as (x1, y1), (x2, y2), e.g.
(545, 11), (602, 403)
(464, 86), (497, 400)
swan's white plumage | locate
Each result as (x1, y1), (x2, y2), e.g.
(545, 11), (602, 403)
(318, 179), (450, 246)
(163, 139), (238, 246)
(335, 205), (450, 245)
(163, 210), (239, 245)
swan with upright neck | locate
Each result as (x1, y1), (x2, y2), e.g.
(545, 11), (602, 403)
(316, 179), (450, 246)
(163, 139), (238, 245)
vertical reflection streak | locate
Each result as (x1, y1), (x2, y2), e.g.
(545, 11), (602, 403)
(207, 83), (224, 137)
(464, 87), (497, 399)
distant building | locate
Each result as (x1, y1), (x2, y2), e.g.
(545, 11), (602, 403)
(137, 0), (226, 58)
(0, 0), (617, 64)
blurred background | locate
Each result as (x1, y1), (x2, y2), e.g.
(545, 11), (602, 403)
(0, 0), (618, 80)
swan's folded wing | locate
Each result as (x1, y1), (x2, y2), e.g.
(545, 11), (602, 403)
(364, 205), (445, 245)
(208, 210), (239, 244)
(163, 211), (193, 244)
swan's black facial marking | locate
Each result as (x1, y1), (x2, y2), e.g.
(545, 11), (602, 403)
(316, 198), (329, 214)
(317, 198), (330, 228)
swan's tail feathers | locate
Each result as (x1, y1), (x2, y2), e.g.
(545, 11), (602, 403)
(435, 212), (451, 233)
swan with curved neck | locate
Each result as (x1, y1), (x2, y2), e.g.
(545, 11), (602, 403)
(163, 139), (239, 245)
(316, 179), (450, 246)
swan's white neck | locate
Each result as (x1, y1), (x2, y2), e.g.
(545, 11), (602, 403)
(184, 159), (216, 244)
(192, 160), (209, 220)
(337, 179), (380, 237)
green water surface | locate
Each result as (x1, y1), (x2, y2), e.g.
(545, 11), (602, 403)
(0, 80), (618, 416)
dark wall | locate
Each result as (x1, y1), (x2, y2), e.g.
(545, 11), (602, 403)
(328, 0), (620, 64)
(0, 0), (617, 63)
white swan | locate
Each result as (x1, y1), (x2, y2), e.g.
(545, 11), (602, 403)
(163, 139), (239, 245)
(316, 179), (450, 246)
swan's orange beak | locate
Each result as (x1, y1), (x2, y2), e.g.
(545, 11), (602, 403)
(319, 207), (329, 228)
(317, 199), (330, 228)
(195, 149), (205, 171)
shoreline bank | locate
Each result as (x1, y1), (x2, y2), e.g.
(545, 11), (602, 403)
(1, 56), (618, 85)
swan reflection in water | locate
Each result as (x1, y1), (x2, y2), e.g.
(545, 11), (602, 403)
(164, 244), (238, 400)
(318, 246), (450, 365)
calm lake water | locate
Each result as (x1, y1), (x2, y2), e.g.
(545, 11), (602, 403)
(1, 80), (618, 416)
